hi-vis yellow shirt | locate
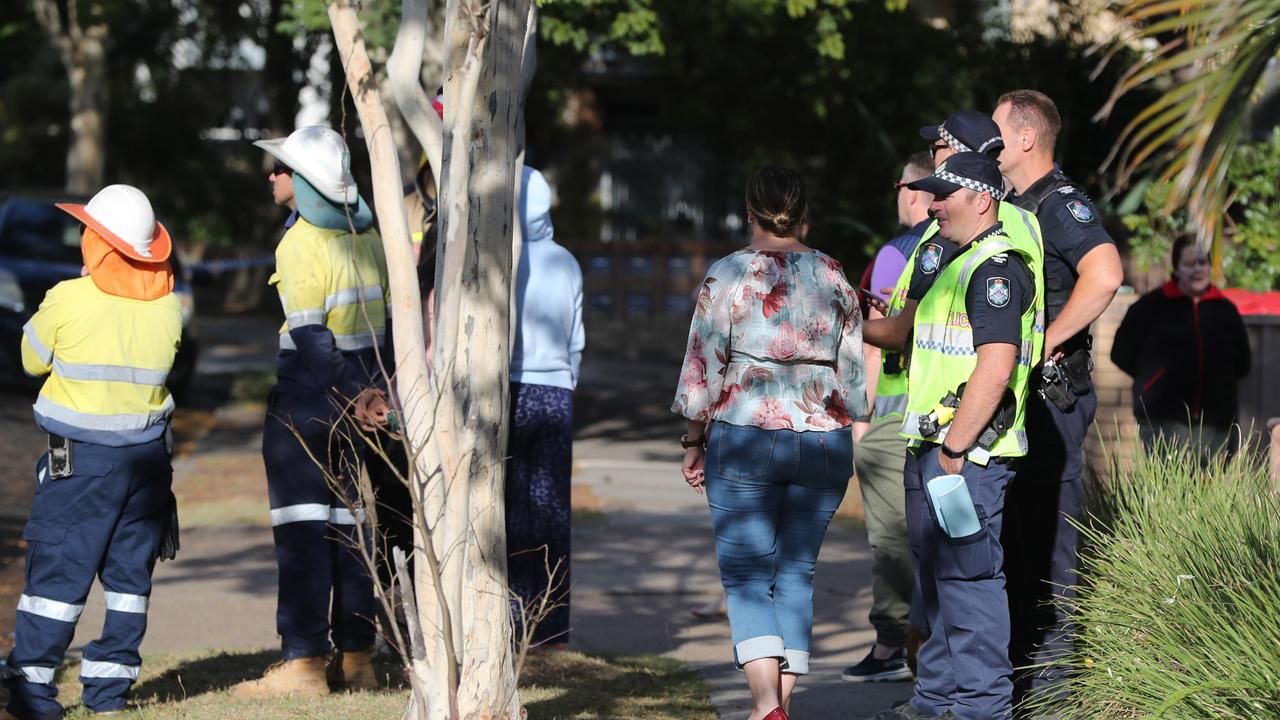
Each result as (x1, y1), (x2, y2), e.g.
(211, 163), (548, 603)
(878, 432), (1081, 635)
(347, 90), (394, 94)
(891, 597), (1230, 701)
(21, 276), (182, 447)
(269, 218), (389, 397)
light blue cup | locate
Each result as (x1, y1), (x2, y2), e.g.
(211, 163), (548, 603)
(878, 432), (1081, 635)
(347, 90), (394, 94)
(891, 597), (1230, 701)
(926, 474), (982, 538)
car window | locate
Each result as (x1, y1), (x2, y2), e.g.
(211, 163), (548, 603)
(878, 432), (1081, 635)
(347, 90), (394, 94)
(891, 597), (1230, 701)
(0, 199), (84, 265)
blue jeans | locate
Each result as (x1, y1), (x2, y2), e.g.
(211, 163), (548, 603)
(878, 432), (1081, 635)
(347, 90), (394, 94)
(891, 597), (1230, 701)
(704, 421), (852, 675)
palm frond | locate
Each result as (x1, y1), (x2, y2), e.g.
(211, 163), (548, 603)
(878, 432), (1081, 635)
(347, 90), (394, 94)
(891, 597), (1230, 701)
(1097, 0), (1280, 257)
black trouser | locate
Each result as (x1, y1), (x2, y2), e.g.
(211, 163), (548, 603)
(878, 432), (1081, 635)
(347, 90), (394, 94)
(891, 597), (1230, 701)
(1003, 388), (1095, 706)
(367, 440), (414, 593)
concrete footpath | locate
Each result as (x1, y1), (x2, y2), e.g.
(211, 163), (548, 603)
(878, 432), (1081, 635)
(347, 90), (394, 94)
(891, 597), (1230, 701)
(59, 326), (910, 719)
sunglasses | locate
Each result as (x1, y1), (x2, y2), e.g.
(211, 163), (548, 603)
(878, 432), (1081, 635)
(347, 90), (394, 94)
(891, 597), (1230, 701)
(930, 143), (949, 158)
(894, 180), (909, 191)
(271, 161), (293, 177)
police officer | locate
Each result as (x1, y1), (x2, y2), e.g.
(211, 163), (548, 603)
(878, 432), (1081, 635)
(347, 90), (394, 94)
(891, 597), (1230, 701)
(232, 127), (389, 697)
(873, 152), (1044, 720)
(862, 110), (1042, 357)
(992, 90), (1124, 704)
(3, 185), (183, 719)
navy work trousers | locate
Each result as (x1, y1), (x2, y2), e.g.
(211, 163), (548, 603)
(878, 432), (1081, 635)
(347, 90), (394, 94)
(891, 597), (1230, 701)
(263, 390), (375, 660)
(1004, 390), (1095, 704)
(906, 444), (1015, 720)
(4, 439), (171, 720)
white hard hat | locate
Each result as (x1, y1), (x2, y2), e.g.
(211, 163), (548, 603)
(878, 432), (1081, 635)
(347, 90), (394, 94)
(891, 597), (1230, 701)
(56, 184), (171, 263)
(254, 126), (358, 205)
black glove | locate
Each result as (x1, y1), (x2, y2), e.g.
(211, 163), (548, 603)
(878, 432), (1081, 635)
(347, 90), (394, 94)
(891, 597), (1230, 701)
(157, 493), (180, 562)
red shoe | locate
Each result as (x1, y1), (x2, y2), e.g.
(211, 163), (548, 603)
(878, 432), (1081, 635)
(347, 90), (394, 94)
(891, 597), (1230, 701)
(762, 708), (789, 720)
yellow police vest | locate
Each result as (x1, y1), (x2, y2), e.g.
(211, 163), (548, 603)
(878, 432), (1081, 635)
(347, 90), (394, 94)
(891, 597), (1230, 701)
(21, 277), (182, 446)
(873, 223), (938, 420)
(269, 218), (389, 353)
(875, 204), (1040, 422)
(898, 231), (1045, 464)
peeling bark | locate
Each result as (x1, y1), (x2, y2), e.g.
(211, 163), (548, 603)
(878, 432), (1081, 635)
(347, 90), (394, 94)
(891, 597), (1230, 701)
(330, 0), (534, 717)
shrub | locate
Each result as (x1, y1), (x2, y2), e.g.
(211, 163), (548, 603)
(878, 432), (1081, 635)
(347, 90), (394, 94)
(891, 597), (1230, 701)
(1024, 438), (1280, 718)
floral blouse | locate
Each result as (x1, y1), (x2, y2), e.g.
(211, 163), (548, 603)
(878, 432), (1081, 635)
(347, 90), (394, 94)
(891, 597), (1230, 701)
(672, 249), (867, 431)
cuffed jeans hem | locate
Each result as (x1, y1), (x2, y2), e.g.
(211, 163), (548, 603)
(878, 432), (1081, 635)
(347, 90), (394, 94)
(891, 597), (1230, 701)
(782, 649), (810, 675)
(733, 635), (785, 669)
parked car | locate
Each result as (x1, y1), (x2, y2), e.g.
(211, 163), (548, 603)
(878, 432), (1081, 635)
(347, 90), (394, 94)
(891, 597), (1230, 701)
(0, 195), (199, 402)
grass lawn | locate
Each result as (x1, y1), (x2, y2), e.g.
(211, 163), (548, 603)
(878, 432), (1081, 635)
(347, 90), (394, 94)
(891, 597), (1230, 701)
(1, 649), (716, 719)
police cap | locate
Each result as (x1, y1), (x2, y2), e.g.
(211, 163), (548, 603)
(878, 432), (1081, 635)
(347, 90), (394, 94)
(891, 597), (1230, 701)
(908, 152), (1005, 199)
(919, 110), (1005, 157)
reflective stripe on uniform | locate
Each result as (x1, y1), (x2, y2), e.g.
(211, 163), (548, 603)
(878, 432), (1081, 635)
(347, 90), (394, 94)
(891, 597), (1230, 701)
(104, 591), (149, 614)
(325, 285), (383, 312)
(51, 359), (168, 386)
(270, 504), (367, 527)
(872, 393), (909, 420)
(286, 309), (325, 329)
(899, 411), (1028, 461)
(79, 660), (141, 680)
(18, 666), (55, 684)
(22, 320), (53, 365)
(34, 394), (174, 432)
(18, 594), (85, 623)
(334, 330), (384, 351)
(914, 322), (976, 358)
(1009, 205), (1042, 253)
(328, 507), (367, 525)
(278, 330), (384, 352)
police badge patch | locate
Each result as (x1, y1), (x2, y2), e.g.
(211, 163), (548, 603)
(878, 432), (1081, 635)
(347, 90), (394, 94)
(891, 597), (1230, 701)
(987, 277), (1010, 307)
(920, 243), (943, 274)
(1067, 200), (1095, 223)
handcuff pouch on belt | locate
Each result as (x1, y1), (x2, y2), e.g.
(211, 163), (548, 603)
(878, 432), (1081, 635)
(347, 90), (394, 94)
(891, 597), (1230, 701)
(918, 383), (1016, 451)
(1038, 347), (1092, 412)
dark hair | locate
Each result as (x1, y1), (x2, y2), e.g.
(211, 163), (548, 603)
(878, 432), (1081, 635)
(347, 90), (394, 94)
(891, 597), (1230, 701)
(905, 151), (934, 181)
(746, 166), (808, 238)
(1170, 235), (1199, 270)
(997, 89), (1062, 150)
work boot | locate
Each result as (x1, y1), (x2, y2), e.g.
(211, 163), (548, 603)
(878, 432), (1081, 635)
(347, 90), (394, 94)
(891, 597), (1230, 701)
(328, 649), (378, 692)
(230, 656), (329, 698)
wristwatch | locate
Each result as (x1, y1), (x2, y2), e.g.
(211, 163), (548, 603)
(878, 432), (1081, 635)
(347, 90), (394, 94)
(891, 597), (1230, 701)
(681, 433), (705, 449)
(939, 442), (967, 460)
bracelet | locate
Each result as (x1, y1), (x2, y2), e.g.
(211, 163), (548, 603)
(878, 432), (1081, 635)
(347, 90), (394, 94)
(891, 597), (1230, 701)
(680, 433), (706, 450)
(939, 442), (967, 460)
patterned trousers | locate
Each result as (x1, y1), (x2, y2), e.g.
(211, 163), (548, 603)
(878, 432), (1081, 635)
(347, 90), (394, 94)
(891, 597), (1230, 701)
(504, 382), (573, 645)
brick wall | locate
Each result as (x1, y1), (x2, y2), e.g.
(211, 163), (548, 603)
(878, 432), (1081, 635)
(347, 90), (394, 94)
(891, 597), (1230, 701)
(1086, 293), (1141, 479)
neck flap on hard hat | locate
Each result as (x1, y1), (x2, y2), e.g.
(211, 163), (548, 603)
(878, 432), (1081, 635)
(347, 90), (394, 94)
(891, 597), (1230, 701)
(82, 228), (174, 301)
(293, 173), (374, 232)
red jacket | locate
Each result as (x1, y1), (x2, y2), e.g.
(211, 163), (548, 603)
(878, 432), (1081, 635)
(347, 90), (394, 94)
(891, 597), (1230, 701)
(1111, 281), (1251, 427)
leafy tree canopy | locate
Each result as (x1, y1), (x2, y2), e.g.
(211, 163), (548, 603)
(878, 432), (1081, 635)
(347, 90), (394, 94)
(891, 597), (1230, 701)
(1122, 129), (1280, 292)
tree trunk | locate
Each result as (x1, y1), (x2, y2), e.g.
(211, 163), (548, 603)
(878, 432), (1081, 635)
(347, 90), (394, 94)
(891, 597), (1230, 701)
(329, 1), (531, 717)
(388, 0), (447, 182)
(64, 30), (107, 196)
(31, 0), (108, 195)
(327, 7), (445, 716)
(432, 0), (531, 716)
